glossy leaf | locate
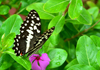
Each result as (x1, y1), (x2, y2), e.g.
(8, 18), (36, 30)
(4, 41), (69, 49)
(87, 1), (96, 7)
(97, 51), (100, 66)
(77, 8), (92, 24)
(67, 64), (96, 70)
(0, 15), (23, 40)
(47, 48), (68, 68)
(48, 15), (65, 35)
(68, 0), (83, 19)
(94, 20), (100, 29)
(26, 3), (54, 19)
(66, 16), (84, 24)
(44, 0), (69, 13)
(5, 49), (31, 70)
(64, 59), (78, 70)
(0, 5), (10, 15)
(1, 33), (15, 48)
(49, 33), (60, 46)
(76, 35), (99, 69)
(90, 35), (100, 50)
(88, 7), (99, 19)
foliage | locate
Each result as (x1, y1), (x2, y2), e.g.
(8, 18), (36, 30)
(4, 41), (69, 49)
(0, 0), (100, 70)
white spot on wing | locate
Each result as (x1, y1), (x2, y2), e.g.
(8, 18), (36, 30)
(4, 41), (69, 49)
(27, 20), (29, 23)
(31, 23), (33, 26)
(22, 26), (25, 29)
(21, 30), (24, 33)
(17, 43), (19, 46)
(34, 26), (37, 30)
(16, 47), (18, 50)
(29, 14), (31, 16)
(16, 39), (18, 42)
(36, 17), (39, 20)
(31, 16), (34, 19)
(44, 35), (48, 39)
(37, 29), (40, 33)
(25, 23), (27, 26)
(32, 20), (35, 24)
(18, 36), (20, 39)
(26, 29), (34, 34)
(33, 14), (35, 16)
(34, 11), (36, 13)
(36, 22), (41, 26)
(29, 27), (33, 30)
(18, 50), (20, 53)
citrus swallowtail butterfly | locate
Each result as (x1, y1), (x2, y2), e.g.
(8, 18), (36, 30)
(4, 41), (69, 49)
(12, 10), (55, 56)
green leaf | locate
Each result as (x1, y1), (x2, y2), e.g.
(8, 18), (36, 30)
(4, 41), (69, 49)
(0, 14), (23, 40)
(42, 39), (54, 53)
(0, 21), (2, 27)
(0, 53), (14, 70)
(66, 15), (83, 24)
(66, 18), (84, 24)
(87, 1), (96, 8)
(67, 44), (76, 61)
(86, 31), (100, 37)
(48, 15), (65, 35)
(44, 0), (69, 13)
(47, 48), (68, 68)
(90, 35), (100, 50)
(11, 62), (26, 70)
(97, 51), (100, 67)
(0, 5), (10, 15)
(79, 25), (90, 32)
(1, 33), (15, 49)
(50, 34), (60, 46)
(0, 0), (3, 4)
(88, 7), (99, 19)
(65, 23), (78, 33)
(76, 35), (99, 69)
(93, 20), (100, 29)
(77, 8), (92, 24)
(67, 64), (96, 70)
(68, 0), (83, 19)
(64, 59), (78, 70)
(5, 49), (31, 70)
(26, 3), (54, 19)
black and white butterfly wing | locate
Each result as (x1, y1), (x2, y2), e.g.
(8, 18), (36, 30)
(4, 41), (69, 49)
(28, 27), (55, 56)
(13, 10), (41, 56)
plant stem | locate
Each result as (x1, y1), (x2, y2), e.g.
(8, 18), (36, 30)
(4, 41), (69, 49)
(64, 20), (100, 42)
(15, 3), (22, 14)
(63, 4), (70, 16)
(1, 15), (7, 19)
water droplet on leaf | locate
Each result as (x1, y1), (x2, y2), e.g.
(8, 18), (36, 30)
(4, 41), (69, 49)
(56, 62), (60, 65)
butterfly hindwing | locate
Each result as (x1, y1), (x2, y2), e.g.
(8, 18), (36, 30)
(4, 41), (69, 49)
(13, 10), (41, 56)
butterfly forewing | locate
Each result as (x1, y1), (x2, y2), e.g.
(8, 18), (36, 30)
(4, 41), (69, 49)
(27, 27), (55, 56)
(13, 10), (41, 56)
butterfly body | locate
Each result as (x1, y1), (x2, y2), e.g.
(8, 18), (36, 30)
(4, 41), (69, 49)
(13, 10), (55, 56)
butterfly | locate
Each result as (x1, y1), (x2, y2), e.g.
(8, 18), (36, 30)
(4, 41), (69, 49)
(12, 10), (55, 57)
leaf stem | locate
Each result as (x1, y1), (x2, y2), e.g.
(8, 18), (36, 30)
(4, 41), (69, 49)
(1, 15), (7, 19)
(63, 3), (70, 16)
(15, 3), (22, 14)
(64, 20), (100, 42)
